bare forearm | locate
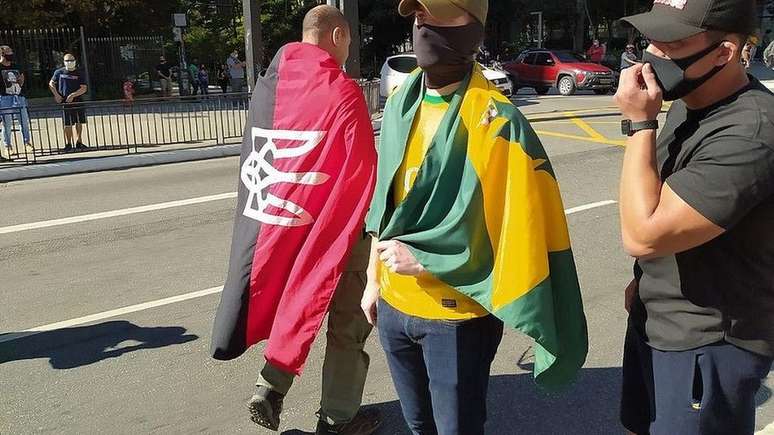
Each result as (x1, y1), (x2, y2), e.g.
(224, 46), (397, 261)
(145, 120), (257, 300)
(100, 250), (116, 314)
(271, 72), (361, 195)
(48, 83), (61, 98)
(70, 86), (87, 99)
(619, 130), (662, 252)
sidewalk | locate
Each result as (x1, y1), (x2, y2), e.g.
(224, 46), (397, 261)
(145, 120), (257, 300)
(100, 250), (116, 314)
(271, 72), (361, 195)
(0, 143), (241, 183)
(750, 61), (774, 91)
(0, 116), (383, 183)
(1, 60), (772, 184)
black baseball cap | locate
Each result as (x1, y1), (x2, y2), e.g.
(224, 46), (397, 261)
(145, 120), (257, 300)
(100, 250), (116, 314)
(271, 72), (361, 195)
(621, 0), (757, 43)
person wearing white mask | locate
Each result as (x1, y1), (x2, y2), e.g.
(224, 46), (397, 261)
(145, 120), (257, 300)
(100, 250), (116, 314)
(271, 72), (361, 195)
(49, 53), (88, 152)
(226, 50), (246, 92)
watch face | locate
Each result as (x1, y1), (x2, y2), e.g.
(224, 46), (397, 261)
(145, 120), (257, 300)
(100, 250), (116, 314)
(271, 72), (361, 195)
(621, 120), (631, 136)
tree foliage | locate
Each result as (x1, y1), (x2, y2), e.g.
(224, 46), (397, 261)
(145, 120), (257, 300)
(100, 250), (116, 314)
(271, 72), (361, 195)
(485, 0), (527, 56)
(0, 0), (178, 36)
(359, 0), (413, 77)
(1, 0), (663, 71)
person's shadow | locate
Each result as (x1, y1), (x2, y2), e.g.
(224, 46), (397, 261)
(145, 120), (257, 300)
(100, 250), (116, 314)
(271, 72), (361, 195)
(281, 366), (624, 435)
(0, 320), (198, 369)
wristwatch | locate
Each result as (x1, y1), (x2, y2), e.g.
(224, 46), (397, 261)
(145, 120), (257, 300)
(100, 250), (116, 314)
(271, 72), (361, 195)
(621, 119), (659, 137)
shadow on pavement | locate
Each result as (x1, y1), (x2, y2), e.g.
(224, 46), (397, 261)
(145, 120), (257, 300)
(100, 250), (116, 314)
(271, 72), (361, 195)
(758, 383), (773, 408)
(0, 320), (198, 369)
(528, 111), (622, 123)
(359, 363), (773, 434)
(749, 62), (774, 81)
(510, 96), (541, 109)
(280, 403), (404, 435)
(278, 367), (624, 435)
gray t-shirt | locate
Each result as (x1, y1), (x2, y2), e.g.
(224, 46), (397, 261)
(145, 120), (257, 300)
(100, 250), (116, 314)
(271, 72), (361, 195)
(631, 76), (774, 358)
(620, 52), (637, 69)
(0, 62), (24, 96)
(227, 56), (245, 79)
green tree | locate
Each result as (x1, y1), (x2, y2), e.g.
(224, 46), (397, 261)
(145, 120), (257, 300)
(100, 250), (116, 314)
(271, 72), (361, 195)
(179, 1), (245, 68)
(359, 0), (413, 78)
(0, 0), (179, 35)
(485, 0), (527, 56)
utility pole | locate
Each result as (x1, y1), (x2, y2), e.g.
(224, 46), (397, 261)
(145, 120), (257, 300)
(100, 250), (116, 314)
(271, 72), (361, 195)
(243, 0), (264, 92)
(79, 27), (93, 101)
(530, 12), (543, 49)
(325, 0), (360, 78)
(341, 0), (361, 78)
(574, 0), (586, 52)
(173, 13), (190, 96)
(241, 0), (359, 86)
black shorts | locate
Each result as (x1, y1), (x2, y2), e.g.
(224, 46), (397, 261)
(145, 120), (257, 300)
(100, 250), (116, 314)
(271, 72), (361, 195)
(621, 323), (772, 435)
(63, 105), (87, 126)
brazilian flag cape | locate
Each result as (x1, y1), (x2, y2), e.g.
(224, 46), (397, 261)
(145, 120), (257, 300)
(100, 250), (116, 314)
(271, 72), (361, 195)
(366, 66), (588, 389)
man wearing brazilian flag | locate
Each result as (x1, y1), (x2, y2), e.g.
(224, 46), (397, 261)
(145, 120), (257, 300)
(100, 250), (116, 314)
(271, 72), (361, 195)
(360, 0), (589, 433)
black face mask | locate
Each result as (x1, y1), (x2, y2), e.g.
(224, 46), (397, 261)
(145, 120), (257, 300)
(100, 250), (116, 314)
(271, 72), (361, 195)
(3, 54), (13, 62)
(642, 42), (725, 101)
(413, 22), (484, 89)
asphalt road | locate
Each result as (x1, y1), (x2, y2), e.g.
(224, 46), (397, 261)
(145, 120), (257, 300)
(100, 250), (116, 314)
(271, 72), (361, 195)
(1, 93), (771, 435)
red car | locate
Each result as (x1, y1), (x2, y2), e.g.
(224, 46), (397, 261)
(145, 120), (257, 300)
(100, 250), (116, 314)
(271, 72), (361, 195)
(503, 49), (615, 96)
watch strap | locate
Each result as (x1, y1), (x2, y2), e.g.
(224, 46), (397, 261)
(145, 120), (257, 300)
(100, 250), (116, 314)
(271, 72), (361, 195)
(630, 120), (659, 132)
(621, 119), (659, 136)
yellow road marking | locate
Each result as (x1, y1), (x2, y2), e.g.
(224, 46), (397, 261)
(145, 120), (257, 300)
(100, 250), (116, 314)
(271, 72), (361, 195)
(525, 102), (670, 122)
(524, 101), (671, 148)
(535, 129), (626, 147)
(526, 109), (620, 122)
(539, 120), (622, 125)
(564, 111), (606, 140)
(524, 105), (619, 118)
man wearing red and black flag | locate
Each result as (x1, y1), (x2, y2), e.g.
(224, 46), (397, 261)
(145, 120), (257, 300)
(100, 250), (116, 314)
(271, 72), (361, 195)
(210, 6), (379, 434)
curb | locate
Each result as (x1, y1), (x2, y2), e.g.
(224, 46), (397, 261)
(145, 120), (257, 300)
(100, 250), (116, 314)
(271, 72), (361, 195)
(0, 144), (241, 183)
(1, 118), (384, 183)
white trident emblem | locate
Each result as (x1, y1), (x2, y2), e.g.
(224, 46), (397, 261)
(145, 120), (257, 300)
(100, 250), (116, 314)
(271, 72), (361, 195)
(241, 127), (329, 227)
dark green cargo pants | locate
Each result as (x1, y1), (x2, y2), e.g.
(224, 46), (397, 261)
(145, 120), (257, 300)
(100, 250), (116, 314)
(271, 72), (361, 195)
(257, 234), (373, 424)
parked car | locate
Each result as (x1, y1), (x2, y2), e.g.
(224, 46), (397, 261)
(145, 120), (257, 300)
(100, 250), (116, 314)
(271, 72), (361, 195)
(503, 49), (615, 96)
(379, 54), (514, 102)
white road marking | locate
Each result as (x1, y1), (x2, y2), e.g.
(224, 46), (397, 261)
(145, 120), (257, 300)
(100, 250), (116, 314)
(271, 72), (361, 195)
(0, 199), (618, 344)
(565, 200), (617, 215)
(757, 421), (774, 435)
(0, 286), (224, 344)
(0, 192), (238, 235)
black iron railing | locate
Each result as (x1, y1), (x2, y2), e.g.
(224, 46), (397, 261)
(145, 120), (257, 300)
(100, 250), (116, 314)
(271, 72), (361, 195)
(1, 80), (381, 165)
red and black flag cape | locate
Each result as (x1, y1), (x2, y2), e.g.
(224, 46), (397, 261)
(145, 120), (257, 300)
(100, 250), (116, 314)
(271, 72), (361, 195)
(210, 42), (376, 375)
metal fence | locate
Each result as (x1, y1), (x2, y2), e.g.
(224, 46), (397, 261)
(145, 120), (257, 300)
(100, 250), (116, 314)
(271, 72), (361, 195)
(86, 35), (166, 99)
(0, 28), (84, 99)
(0, 28), (164, 100)
(1, 80), (381, 165)
(359, 79), (381, 117)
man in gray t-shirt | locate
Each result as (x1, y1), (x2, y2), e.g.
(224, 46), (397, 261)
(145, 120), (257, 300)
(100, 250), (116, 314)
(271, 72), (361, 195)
(620, 44), (637, 70)
(226, 50), (245, 93)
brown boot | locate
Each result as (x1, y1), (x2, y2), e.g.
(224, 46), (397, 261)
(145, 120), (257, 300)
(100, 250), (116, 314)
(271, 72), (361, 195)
(246, 385), (284, 431)
(315, 409), (381, 435)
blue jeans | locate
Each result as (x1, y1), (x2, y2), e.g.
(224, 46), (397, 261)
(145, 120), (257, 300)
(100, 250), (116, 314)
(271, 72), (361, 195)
(0, 95), (31, 146)
(377, 300), (504, 435)
(621, 322), (773, 435)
